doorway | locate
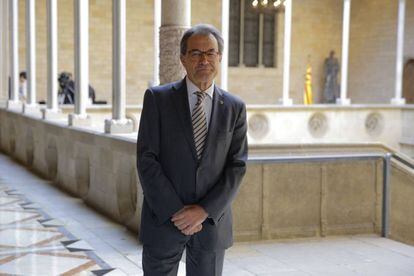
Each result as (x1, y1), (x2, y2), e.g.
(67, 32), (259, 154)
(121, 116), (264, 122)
(403, 59), (414, 103)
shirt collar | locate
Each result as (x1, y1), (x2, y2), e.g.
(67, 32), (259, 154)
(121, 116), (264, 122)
(186, 77), (214, 99)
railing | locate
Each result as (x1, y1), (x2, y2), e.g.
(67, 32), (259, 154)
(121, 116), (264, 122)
(248, 152), (414, 239)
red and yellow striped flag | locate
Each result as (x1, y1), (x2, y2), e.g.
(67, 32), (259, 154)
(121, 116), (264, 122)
(304, 63), (313, 105)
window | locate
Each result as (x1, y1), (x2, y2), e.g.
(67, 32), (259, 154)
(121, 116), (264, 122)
(229, 0), (277, 68)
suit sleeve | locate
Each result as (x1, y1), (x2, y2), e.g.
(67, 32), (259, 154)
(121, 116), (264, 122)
(137, 89), (184, 225)
(198, 102), (248, 224)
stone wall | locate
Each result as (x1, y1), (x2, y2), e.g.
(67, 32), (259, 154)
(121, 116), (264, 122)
(347, 0), (414, 103)
(348, 0), (398, 103)
(389, 162), (414, 246)
(2, 109), (414, 243)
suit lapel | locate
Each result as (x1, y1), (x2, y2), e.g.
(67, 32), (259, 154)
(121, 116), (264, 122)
(200, 86), (227, 163)
(171, 79), (198, 161)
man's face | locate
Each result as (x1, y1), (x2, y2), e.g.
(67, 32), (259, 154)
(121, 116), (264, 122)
(180, 34), (222, 89)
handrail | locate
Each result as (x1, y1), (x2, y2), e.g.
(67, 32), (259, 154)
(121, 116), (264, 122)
(391, 153), (414, 170)
(247, 152), (414, 239)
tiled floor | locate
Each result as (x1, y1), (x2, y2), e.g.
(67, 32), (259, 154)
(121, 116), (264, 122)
(1, 153), (414, 275)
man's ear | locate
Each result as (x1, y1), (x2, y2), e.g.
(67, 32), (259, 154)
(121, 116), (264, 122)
(180, 55), (185, 66)
(219, 53), (222, 63)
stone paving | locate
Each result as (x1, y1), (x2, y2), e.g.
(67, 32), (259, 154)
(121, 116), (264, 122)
(1, 153), (414, 275)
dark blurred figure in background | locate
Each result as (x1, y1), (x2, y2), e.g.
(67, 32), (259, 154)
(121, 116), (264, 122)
(58, 72), (96, 104)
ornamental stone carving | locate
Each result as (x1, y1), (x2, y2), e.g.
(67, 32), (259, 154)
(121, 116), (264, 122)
(248, 114), (269, 140)
(365, 112), (384, 136)
(159, 26), (188, 84)
(308, 113), (328, 138)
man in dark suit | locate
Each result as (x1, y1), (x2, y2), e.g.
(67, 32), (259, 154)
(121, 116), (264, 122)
(137, 24), (248, 276)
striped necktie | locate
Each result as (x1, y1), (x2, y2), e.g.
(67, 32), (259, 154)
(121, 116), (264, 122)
(192, 91), (208, 159)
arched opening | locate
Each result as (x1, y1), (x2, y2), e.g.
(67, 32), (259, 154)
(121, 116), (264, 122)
(403, 59), (414, 103)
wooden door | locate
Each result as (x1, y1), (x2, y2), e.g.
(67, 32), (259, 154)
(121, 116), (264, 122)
(403, 59), (414, 103)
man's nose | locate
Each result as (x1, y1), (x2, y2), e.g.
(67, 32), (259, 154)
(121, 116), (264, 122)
(199, 54), (209, 64)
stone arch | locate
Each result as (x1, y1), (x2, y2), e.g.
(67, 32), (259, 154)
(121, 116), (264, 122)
(45, 138), (58, 180)
(25, 128), (34, 166)
(403, 59), (414, 103)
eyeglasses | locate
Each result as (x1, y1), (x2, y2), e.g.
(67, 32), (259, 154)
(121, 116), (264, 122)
(187, 50), (220, 61)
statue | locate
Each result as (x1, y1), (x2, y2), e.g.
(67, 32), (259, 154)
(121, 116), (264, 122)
(323, 51), (340, 103)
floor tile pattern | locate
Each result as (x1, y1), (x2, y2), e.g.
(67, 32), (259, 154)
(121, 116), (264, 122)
(0, 182), (113, 275)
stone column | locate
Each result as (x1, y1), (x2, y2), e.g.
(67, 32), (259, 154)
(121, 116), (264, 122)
(391, 0), (406, 105)
(7, 0), (21, 110)
(69, 0), (91, 126)
(279, 0), (293, 105)
(153, 0), (161, 86)
(159, 0), (190, 84)
(23, 0), (39, 114)
(238, 0), (245, 66)
(258, 13), (264, 67)
(42, 0), (61, 119)
(0, 0), (9, 105)
(336, 0), (351, 105)
(220, 0), (229, 90)
(104, 0), (133, 134)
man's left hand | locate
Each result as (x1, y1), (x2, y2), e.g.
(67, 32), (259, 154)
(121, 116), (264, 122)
(171, 205), (208, 235)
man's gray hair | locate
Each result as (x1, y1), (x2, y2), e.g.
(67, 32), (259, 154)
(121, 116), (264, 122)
(180, 24), (224, 55)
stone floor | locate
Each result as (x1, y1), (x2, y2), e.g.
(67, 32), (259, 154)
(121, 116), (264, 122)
(1, 153), (414, 275)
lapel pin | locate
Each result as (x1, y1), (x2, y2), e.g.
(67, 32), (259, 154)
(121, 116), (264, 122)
(220, 100), (224, 105)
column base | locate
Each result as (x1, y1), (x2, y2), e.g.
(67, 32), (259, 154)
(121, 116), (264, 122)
(278, 98), (293, 106)
(335, 98), (351, 105)
(6, 100), (22, 110)
(68, 113), (91, 127)
(104, 118), (134, 134)
(390, 97), (406, 105)
(0, 99), (7, 108)
(42, 108), (64, 120)
(22, 103), (41, 116)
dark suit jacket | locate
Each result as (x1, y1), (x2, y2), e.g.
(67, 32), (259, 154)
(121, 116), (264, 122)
(137, 78), (248, 250)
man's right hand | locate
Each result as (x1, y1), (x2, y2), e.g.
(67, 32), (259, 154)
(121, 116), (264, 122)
(183, 223), (203, 236)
